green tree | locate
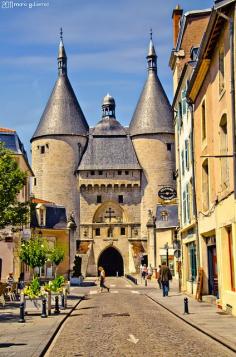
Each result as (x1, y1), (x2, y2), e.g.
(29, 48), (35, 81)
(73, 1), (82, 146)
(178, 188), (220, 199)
(19, 237), (48, 271)
(50, 247), (65, 277)
(0, 142), (29, 229)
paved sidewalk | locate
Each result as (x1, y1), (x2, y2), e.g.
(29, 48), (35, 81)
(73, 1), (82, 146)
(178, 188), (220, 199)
(136, 277), (236, 353)
(0, 287), (85, 357)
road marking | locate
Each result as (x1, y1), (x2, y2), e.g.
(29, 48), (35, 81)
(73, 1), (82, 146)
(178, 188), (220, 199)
(89, 290), (98, 295)
(127, 334), (139, 344)
(110, 284), (116, 287)
(111, 290), (118, 294)
(131, 290), (140, 294)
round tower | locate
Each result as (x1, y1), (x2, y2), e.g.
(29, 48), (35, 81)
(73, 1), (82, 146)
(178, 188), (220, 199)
(31, 29), (89, 225)
(130, 31), (175, 242)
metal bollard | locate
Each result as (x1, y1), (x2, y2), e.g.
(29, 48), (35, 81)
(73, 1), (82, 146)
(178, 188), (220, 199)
(41, 298), (47, 318)
(54, 296), (60, 314)
(116, 271), (119, 277)
(145, 278), (147, 287)
(61, 294), (65, 309)
(18, 302), (25, 323)
(184, 297), (189, 314)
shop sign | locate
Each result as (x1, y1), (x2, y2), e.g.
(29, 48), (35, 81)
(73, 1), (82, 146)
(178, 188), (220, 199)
(158, 187), (177, 200)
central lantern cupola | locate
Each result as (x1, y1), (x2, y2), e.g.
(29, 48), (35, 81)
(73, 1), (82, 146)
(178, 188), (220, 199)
(102, 94), (116, 118)
(147, 29), (157, 72)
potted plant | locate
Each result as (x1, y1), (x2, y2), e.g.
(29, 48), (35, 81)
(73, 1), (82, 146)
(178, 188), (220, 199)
(70, 255), (83, 286)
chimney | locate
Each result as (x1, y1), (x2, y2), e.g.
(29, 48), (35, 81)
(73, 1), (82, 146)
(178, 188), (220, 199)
(172, 4), (183, 48)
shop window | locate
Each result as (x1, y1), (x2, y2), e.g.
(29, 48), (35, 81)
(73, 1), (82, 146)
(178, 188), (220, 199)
(118, 170), (122, 175)
(90, 171), (95, 175)
(125, 171), (129, 175)
(98, 171), (103, 175)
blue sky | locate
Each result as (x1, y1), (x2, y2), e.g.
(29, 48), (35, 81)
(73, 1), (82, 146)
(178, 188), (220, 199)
(0, 0), (213, 157)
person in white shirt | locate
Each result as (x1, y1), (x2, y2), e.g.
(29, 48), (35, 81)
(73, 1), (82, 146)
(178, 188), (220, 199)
(98, 266), (109, 292)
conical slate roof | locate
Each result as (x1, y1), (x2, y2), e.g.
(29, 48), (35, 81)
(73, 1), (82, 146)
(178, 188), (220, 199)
(31, 33), (88, 141)
(129, 38), (173, 136)
(31, 76), (88, 140)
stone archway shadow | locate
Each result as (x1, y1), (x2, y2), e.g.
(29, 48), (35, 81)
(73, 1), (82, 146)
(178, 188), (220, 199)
(97, 246), (124, 276)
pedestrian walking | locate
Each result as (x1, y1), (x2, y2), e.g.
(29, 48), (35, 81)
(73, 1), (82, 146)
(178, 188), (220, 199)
(160, 262), (172, 297)
(17, 272), (25, 291)
(141, 264), (148, 280)
(98, 266), (110, 292)
(6, 273), (14, 287)
(157, 265), (162, 289)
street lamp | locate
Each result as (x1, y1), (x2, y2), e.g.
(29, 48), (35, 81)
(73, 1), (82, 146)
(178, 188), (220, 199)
(164, 242), (169, 267)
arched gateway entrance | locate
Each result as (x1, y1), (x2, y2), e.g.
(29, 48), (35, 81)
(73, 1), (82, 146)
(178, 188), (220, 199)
(98, 247), (124, 276)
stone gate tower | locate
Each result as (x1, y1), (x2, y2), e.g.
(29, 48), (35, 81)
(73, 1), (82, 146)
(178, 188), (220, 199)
(129, 32), (175, 265)
(31, 30), (89, 225)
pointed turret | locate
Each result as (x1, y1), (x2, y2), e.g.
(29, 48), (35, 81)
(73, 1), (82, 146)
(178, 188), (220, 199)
(129, 32), (173, 136)
(31, 29), (88, 141)
(58, 28), (67, 76)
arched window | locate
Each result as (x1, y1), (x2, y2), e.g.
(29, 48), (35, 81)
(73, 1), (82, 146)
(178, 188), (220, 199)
(219, 114), (229, 189)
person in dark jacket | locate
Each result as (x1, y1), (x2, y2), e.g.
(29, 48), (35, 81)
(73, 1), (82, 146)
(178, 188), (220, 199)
(160, 262), (172, 297)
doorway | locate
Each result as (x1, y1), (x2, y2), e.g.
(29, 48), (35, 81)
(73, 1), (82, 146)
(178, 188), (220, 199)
(98, 247), (124, 276)
(207, 244), (218, 296)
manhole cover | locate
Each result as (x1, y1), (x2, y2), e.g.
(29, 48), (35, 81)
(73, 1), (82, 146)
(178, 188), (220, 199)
(102, 312), (130, 317)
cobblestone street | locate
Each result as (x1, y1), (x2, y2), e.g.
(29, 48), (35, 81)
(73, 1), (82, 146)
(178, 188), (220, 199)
(46, 278), (235, 357)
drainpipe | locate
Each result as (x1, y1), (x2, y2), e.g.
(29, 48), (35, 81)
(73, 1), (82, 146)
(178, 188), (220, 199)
(217, 10), (236, 199)
(187, 101), (200, 269)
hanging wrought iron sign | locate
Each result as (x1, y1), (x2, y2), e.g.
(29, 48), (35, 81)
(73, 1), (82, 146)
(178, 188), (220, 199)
(158, 186), (177, 200)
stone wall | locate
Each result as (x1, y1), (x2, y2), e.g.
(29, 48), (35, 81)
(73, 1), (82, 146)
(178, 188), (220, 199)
(32, 135), (87, 226)
(132, 133), (176, 238)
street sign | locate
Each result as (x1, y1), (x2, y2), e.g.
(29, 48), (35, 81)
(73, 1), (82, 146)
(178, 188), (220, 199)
(158, 186), (177, 200)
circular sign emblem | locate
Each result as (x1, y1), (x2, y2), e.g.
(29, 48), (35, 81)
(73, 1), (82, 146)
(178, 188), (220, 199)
(158, 187), (177, 200)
